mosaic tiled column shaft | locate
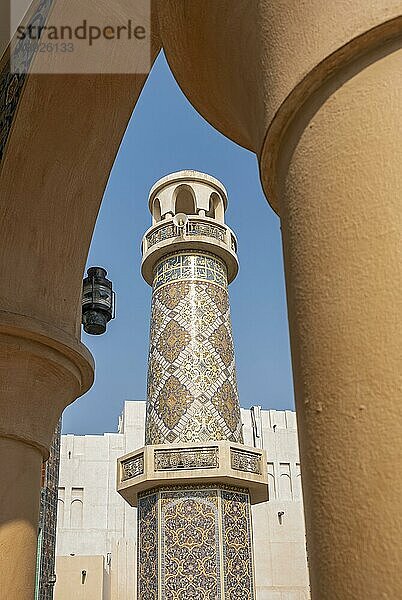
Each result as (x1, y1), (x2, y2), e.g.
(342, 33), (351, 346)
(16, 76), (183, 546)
(117, 172), (267, 600)
(146, 251), (243, 446)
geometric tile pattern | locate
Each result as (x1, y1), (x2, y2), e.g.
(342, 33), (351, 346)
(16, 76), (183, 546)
(137, 485), (255, 600)
(145, 251), (243, 445)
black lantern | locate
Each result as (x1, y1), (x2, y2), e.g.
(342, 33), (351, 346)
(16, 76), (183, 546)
(82, 267), (115, 335)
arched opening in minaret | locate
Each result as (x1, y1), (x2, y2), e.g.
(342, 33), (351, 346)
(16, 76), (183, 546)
(174, 185), (196, 215)
(153, 197), (162, 223)
(206, 192), (224, 222)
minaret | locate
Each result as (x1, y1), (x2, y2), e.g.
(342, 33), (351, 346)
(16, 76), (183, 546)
(118, 171), (268, 599)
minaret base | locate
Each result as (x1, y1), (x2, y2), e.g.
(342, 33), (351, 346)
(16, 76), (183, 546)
(137, 484), (255, 600)
(118, 441), (268, 599)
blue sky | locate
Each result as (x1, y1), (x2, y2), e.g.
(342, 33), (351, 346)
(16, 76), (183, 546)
(62, 53), (294, 435)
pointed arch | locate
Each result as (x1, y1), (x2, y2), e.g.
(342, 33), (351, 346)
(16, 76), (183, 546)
(153, 197), (162, 223)
(206, 192), (224, 222)
(174, 185), (196, 215)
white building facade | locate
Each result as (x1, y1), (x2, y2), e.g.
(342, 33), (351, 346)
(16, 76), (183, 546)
(55, 401), (310, 600)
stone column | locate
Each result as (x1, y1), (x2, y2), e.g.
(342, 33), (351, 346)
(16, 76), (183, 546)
(265, 43), (402, 598)
(155, 5), (402, 597)
(118, 171), (268, 599)
(0, 322), (93, 599)
(0, 438), (42, 598)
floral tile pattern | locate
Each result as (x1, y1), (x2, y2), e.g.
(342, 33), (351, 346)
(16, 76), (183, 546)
(209, 323), (234, 367)
(137, 492), (158, 600)
(157, 320), (190, 362)
(222, 490), (255, 599)
(162, 488), (220, 599)
(157, 375), (193, 430)
(211, 381), (241, 434)
(137, 486), (255, 600)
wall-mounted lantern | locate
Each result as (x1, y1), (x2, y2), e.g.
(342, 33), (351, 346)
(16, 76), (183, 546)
(82, 267), (115, 335)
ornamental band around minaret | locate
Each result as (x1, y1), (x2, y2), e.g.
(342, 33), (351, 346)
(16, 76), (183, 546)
(117, 171), (268, 600)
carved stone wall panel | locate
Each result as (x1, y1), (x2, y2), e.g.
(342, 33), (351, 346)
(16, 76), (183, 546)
(145, 251), (243, 445)
(154, 447), (219, 471)
(146, 220), (226, 249)
(231, 448), (262, 475)
(121, 454), (144, 481)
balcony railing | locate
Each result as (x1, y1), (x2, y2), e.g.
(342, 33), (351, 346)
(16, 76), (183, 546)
(143, 216), (237, 255)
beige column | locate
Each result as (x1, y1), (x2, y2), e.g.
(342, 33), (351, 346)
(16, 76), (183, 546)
(269, 43), (402, 598)
(156, 3), (402, 597)
(0, 323), (93, 599)
(0, 439), (42, 598)
(0, 4), (161, 596)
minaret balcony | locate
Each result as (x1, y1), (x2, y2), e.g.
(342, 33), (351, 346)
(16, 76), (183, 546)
(117, 440), (269, 507)
(141, 215), (239, 285)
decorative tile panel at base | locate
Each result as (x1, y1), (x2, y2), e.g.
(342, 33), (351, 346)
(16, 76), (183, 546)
(137, 485), (255, 600)
(162, 488), (221, 599)
(137, 493), (158, 600)
(222, 490), (255, 599)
